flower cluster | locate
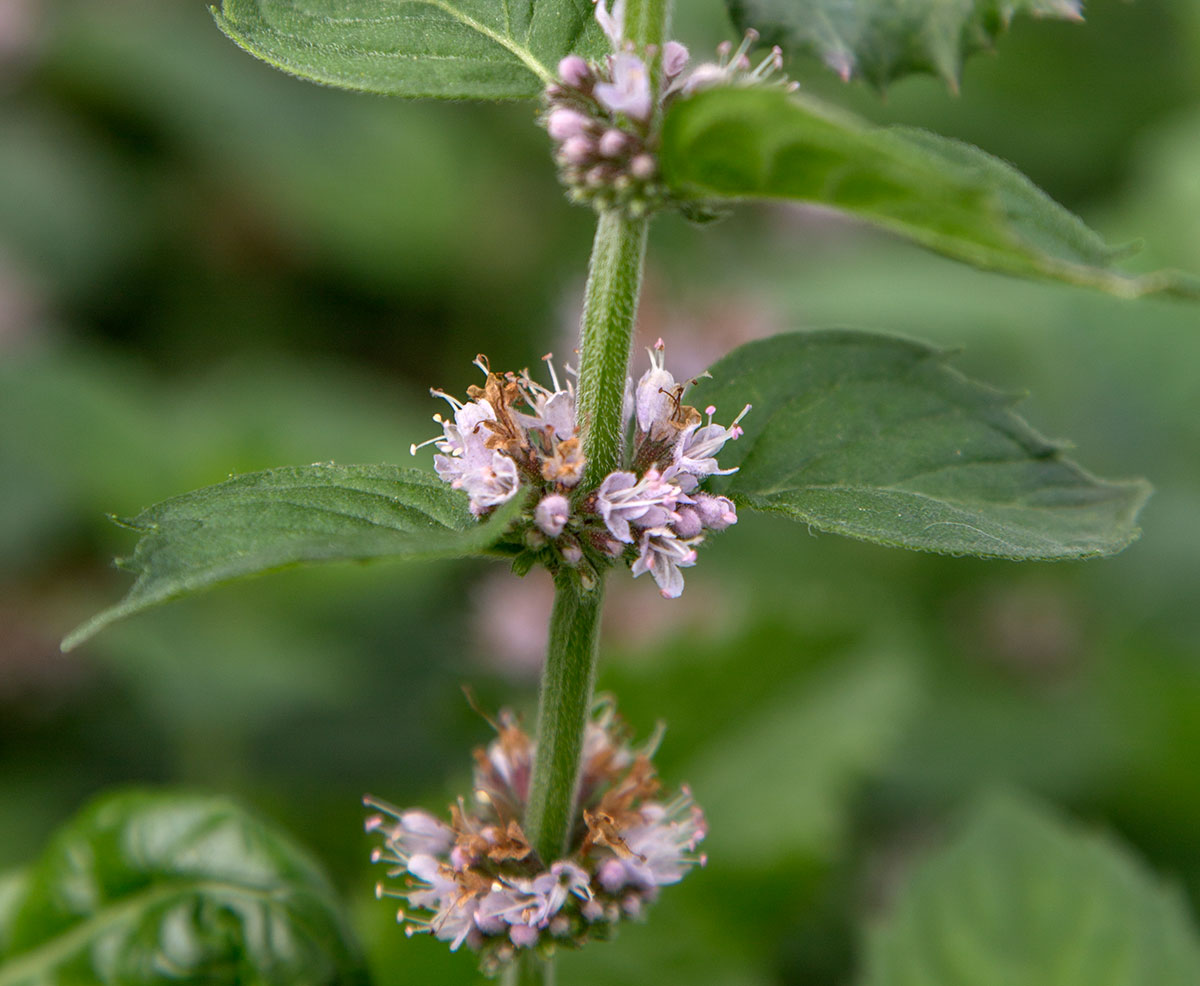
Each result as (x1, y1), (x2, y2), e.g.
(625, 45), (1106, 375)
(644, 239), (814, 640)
(412, 341), (749, 598)
(542, 0), (796, 216)
(365, 701), (706, 974)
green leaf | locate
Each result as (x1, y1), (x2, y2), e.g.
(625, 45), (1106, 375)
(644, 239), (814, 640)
(861, 793), (1200, 986)
(660, 87), (1200, 299)
(212, 0), (607, 100)
(0, 790), (368, 986)
(63, 464), (519, 650)
(728, 0), (1083, 90)
(688, 330), (1151, 560)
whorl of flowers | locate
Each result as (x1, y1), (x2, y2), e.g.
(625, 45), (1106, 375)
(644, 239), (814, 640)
(542, 0), (796, 217)
(364, 700), (706, 974)
(411, 342), (749, 598)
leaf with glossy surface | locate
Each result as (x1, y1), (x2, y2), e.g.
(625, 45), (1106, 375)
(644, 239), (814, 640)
(0, 790), (367, 986)
(728, 0), (1083, 90)
(660, 87), (1200, 299)
(63, 464), (519, 650)
(212, 0), (606, 100)
(862, 794), (1200, 986)
(689, 331), (1150, 560)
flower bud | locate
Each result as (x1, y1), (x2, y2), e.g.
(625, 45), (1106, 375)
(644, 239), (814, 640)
(672, 506), (703, 539)
(598, 128), (630, 157)
(535, 494), (570, 538)
(629, 153), (657, 180)
(663, 40), (690, 77)
(559, 135), (595, 165)
(546, 107), (592, 141)
(693, 493), (737, 530)
(557, 54), (592, 88)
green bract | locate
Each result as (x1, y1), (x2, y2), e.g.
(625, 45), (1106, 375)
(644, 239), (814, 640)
(212, 0), (607, 99)
(660, 87), (1200, 299)
(0, 791), (366, 986)
(689, 331), (1151, 560)
(863, 794), (1200, 986)
(728, 0), (1084, 90)
(62, 464), (520, 650)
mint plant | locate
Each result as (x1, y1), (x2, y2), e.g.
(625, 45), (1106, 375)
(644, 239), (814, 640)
(22, 0), (1200, 983)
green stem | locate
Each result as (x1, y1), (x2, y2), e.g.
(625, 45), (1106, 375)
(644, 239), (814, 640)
(500, 952), (556, 986)
(574, 211), (649, 491)
(624, 0), (671, 50)
(524, 571), (606, 862)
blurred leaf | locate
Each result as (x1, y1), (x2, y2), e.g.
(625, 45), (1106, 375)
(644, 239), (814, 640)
(728, 0), (1084, 90)
(0, 871), (28, 956)
(63, 465), (520, 650)
(690, 331), (1150, 560)
(687, 651), (918, 866)
(660, 87), (1200, 299)
(0, 790), (367, 986)
(213, 0), (606, 99)
(861, 793), (1200, 986)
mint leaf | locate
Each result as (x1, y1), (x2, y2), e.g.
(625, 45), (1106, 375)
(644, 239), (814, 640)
(212, 0), (607, 99)
(729, 0), (1083, 90)
(689, 331), (1151, 560)
(0, 790), (367, 986)
(661, 87), (1200, 299)
(63, 464), (519, 650)
(862, 794), (1200, 986)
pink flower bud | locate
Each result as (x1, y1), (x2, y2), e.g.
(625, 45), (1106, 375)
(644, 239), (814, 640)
(672, 507), (703, 539)
(509, 924), (539, 948)
(546, 107), (591, 141)
(663, 40), (690, 77)
(598, 128), (629, 157)
(629, 153), (656, 179)
(557, 54), (592, 88)
(535, 494), (570, 537)
(560, 135), (595, 165)
(694, 493), (737, 530)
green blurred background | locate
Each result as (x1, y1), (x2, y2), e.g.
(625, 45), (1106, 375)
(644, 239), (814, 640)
(2, 0), (1199, 982)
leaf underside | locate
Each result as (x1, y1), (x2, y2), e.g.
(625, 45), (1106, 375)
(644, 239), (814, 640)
(212, 0), (608, 99)
(689, 331), (1150, 561)
(728, 0), (1084, 90)
(862, 793), (1200, 986)
(660, 87), (1200, 300)
(0, 790), (367, 986)
(62, 463), (518, 650)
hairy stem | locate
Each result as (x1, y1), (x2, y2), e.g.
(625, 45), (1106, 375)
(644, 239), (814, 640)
(501, 952), (556, 986)
(575, 211), (649, 490)
(524, 571), (606, 861)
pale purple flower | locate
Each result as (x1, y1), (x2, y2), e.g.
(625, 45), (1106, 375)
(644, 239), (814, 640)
(405, 854), (480, 950)
(631, 527), (700, 598)
(510, 924), (539, 948)
(593, 0), (625, 48)
(635, 339), (677, 436)
(535, 494), (570, 537)
(474, 888), (529, 935)
(595, 52), (652, 122)
(456, 450), (520, 516)
(365, 808), (454, 858)
(668, 403), (751, 481)
(663, 40), (690, 77)
(693, 492), (737, 531)
(596, 797), (707, 892)
(671, 506), (703, 539)
(595, 469), (681, 543)
(527, 861), (592, 925)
